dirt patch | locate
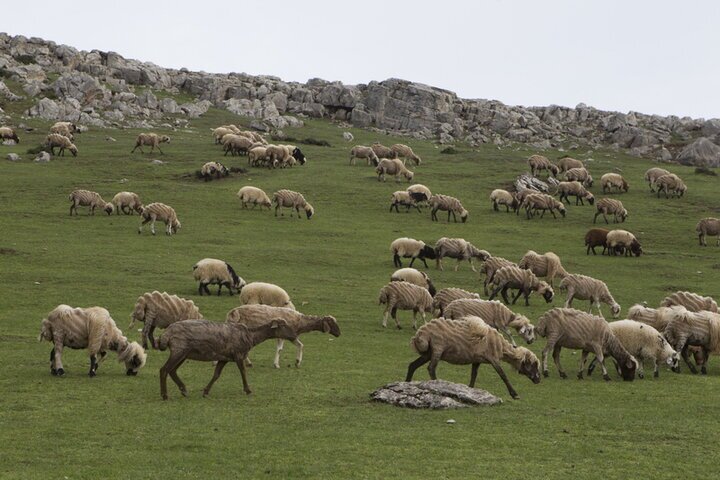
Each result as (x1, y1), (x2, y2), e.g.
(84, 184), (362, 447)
(0, 247), (18, 255)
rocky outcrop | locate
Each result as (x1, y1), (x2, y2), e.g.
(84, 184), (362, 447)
(371, 380), (502, 408)
(676, 137), (720, 168)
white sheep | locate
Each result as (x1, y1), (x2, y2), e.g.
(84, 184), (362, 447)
(696, 218), (720, 246)
(349, 145), (379, 166)
(390, 267), (436, 296)
(376, 158), (414, 182)
(200, 161), (229, 180)
(49, 122), (75, 140)
(432, 287), (480, 317)
(237, 186), (272, 210)
(389, 191), (421, 213)
(444, 298), (536, 347)
(192, 258), (245, 296)
(655, 173), (687, 198)
(490, 189), (519, 212)
(600, 173), (629, 193)
(565, 167), (593, 187)
(138, 202), (181, 235)
(606, 229), (642, 256)
(390, 237), (437, 268)
(559, 273), (620, 318)
(391, 144), (422, 166)
(517, 250), (568, 287)
(406, 184), (432, 204)
(434, 237), (489, 272)
(248, 146), (269, 167)
(111, 191), (143, 215)
(0, 126), (20, 143)
(131, 133), (170, 154)
(272, 189), (314, 219)
(212, 127), (237, 144)
(429, 194), (468, 223)
(377, 281), (433, 329)
(69, 189), (113, 216)
(46, 133), (77, 157)
(644, 167), (671, 192)
(593, 198), (628, 224)
(224, 135), (255, 157)
(240, 282), (295, 310)
(129, 291), (203, 349)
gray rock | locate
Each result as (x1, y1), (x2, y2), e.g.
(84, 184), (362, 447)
(7, 153), (20, 161)
(150, 159), (164, 165)
(370, 380), (502, 409)
(660, 147), (673, 161)
(676, 137), (720, 168)
(34, 151), (51, 163)
(343, 132), (354, 142)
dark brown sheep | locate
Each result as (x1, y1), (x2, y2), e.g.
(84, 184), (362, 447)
(584, 228), (610, 255)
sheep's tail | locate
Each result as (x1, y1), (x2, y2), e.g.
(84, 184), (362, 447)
(535, 314), (549, 338)
(378, 287), (389, 305)
(410, 331), (430, 354)
(156, 332), (169, 351)
(38, 318), (52, 341)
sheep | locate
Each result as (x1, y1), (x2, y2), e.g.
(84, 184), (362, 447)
(0, 126), (20, 143)
(600, 173), (629, 193)
(518, 250), (568, 287)
(557, 156), (584, 173)
(429, 194), (468, 223)
(565, 167), (593, 187)
(349, 145), (379, 166)
(406, 317), (541, 399)
(46, 133), (77, 157)
(248, 146), (269, 167)
(223, 135), (255, 156)
(559, 273), (621, 319)
(69, 189), (113, 216)
(157, 318), (297, 399)
(220, 124), (242, 134)
(389, 191), (421, 213)
(593, 198), (627, 224)
(192, 258), (245, 296)
(644, 167), (671, 192)
(131, 133), (170, 154)
(266, 145), (305, 166)
(272, 189), (314, 219)
(49, 122), (75, 140)
(377, 281), (433, 329)
(240, 282), (295, 310)
(38, 304), (146, 377)
(225, 304), (340, 368)
(663, 308), (720, 374)
(627, 304), (685, 332)
(490, 189), (519, 212)
(432, 288), (480, 317)
(555, 181), (595, 206)
(480, 256), (517, 296)
(655, 173), (687, 198)
(239, 130), (265, 144)
(200, 161), (229, 180)
(371, 143), (397, 159)
(606, 229), (642, 256)
(406, 184), (432, 205)
(434, 237), (489, 272)
(212, 127), (236, 144)
(376, 158), (414, 182)
(237, 186), (272, 210)
(138, 202), (181, 235)
(391, 267), (436, 296)
(444, 298), (536, 346)
(129, 291), (203, 349)
(661, 291), (718, 313)
(527, 154), (559, 177)
(521, 193), (566, 219)
(585, 320), (679, 379)
(111, 191), (143, 215)
(696, 217), (720, 246)
(536, 307), (637, 381)
(488, 265), (554, 306)
(391, 144), (422, 166)
(584, 228), (610, 255)
(390, 237), (437, 268)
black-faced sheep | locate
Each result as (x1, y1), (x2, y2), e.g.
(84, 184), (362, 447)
(192, 258), (245, 296)
(0, 126), (20, 143)
(606, 229), (642, 257)
(390, 237), (436, 268)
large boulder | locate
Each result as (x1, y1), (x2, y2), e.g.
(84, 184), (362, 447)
(676, 137), (720, 168)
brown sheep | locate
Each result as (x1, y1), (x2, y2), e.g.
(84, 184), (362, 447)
(584, 228), (610, 255)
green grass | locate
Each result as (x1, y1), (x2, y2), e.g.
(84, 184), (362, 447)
(1, 110), (719, 479)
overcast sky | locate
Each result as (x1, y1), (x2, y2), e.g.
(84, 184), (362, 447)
(8, 0), (720, 119)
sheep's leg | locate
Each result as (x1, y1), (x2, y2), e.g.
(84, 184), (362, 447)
(469, 363), (480, 388)
(272, 339), (285, 368)
(454, 259), (462, 272)
(275, 204), (281, 217)
(541, 338), (555, 377)
(150, 219), (156, 235)
(160, 352), (186, 400)
(138, 217), (150, 234)
(586, 356), (598, 376)
(202, 361), (227, 397)
(427, 352), (442, 380)
(217, 284), (223, 296)
(447, 210), (452, 223)
(593, 301), (605, 319)
(510, 288), (524, 305)
(53, 339), (65, 376)
(88, 354), (98, 377)
(469, 258), (477, 273)
(406, 353), (431, 382)
(577, 351), (589, 379)
(490, 361), (519, 399)
(502, 327), (517, 347)
(394, 254), (402, 268)
(147, 326), (157, 350)
(157, 145), (165, 155)
(564, 291), (574, 308)
(603, 212), (609, 224)
(701, 347), (710, 375)
(549, 209), (557, 219)
(235, 357), (252, 394)
(411, 309), (418, 330)
(419, 257), (429, 269)
(49, 348), (57, 375)
(488, 283), (504, 302)
(292, 338), (304, 367)
(553, 345), (567, 379)
(382, 307), (390, 328)
(392, 307), (401, 329)
(436, 257), (443, 271)
(141, 323), (152, 350)
(592, 350), (611, 381)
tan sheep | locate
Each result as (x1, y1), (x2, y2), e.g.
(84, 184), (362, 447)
(391, 144), (422, 166)
(556, 181), (595, 206)
(429, 194), (468, 223)
(272, 189), (314, 219)
(559, 273), (621, 318)
(528, 154), (559, 177)
(46, 133), (77, 157)
(237, 186), (272, 210)
(131, 133), (170, 154)
(377, 281), (433, 329)
(655, 173), (687, 198)
(600, 173), (628, 193)
(138, 202), (180, 235)
(248, 146), (269, 167)
(521, 193), (566, 219)
(488, 265), (554, 306)
(129, 291), (203, 349)
(239, 282), (295, 310)
(661, 291), (718, 313)
(376, 158), (414, 182)
(565, 167), (593, 187)
(593, 198), (627, 224)
(557, 157), (584, 173)
(371, 143), (397, 159)
(444, 298), (535, 346)
(111, 191), (143, 215)
(490, 189), (519, 212)
(696, 217), (720, 246)
(518, 250), (568, 287)
(432, 287), (480, 317)
(390, 267), (436, 296)
(349, 145), (379, 166)
(434, 237), (489, 272)
(224, 135), (255, 156)
(664, 308), (720, 374)
(644, 167), (670, 192)
(50, 122), (74, 140)
(69, 189), (113, 216)
(480, 256), (517, 296)
(212, 127), (236, 144)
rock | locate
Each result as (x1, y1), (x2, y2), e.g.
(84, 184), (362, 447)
(676, 137), (720, 168)
(659, 147), (673, 162)
(105, 136), (117, 142)
(370, 380), (502, 409)
(34, 151), (51, 163)
(150, 159), (164, 165)
(343, 132), (354, 142)
(0, 80), (22, 101)
(7, 153), (20, 161)
(515, 174), (550, 193)
(249, 120), (269, 132)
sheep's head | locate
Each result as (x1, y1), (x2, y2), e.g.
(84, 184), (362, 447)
(584, 175), (594, 187)
(622, 180), (629, 192)
(610, 303), (622, 318)
(678, 184), (687, 196)
(548, 164), (559, 177)
(171, 219), (181, 233)
(11, 133), (19, 143)
(160, 135), (171, 144)
(404, 171), (414, 181)
(292, 148), (306, 165)
(516, 348), (541, 384)
(321, 316), (341, 337)
(104, 203), (114, 215)
(304, 203), (314, 219)
(619, 209), (628, 222)
(630, 240), (642, 256)
(135, 204), (145, 215)
(420, 245), (437, 260)
(460, 209), (469, 223)
(473, 249), (491, 261)
(557, 204), (567, 217)
(517, 317), (535, 344)
(661, 336), (680, 372)
(586, 193), (595, 205)
(69, 145), (78, 157)
(538, 282), (554, 303)
(619, 355), (638, 381)
(119, 341), (147, 376)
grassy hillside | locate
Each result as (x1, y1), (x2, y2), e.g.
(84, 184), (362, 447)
(1, 107), (719, 479)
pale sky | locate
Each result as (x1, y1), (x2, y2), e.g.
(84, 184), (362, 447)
(8, 0), (720, 119)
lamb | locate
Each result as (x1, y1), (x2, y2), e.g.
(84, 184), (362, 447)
(432, 288), (480, 317)
(644, 167), (671, 192)
(655, 173), (687, 198)
(557, 156), (584, 173)
(377, 281), (433, 329)
(129, 291), (203, 349)
(584, 228), (610, 255)
(406, 317), (541, 399)
(248, 146), (269, 167)
(606, 229), (642, 256)
(225, 304), (340, 368)
(376, 158), (414, 182)
(38, 304), (147, 377)
(390, 237), (437, 268)
(429, 194), (468, 223)
(556, 181), (595, 206)
(490, 189), (519, 212)
(600, 173), (629, 193)
(696, 217), (720, 246)
(593, 198), (627, 224)
(480, 256), (517, 296)
(192, 258), (245, 296)
(69, 189), (113, 215)
(111, 191), (143, 215)
(406, 184), (432, 204)
(559, 273), (621, 318)
(349, 145), (379, 166)
(564, 167), (593, 187)
(391, 267), (436, 296)
(237, 186), (272, 210)
(536, 307), (637, 381)
(389, 191), (421, 213)
(521, 193), (566, 219)
(46, 133), (77, 156)
(223, 135), (254, 156)
(434, 237), (489, 272)
(663, 308), (720, 374)
(138, 202), (181, 235)
(371, 143), (397, 159)
(391, 144), (422, 166)
(488, 265), (554, 306)
(272, 189), (314, 219)
(661, 291), (718, 313)
(200, 161), (229, 180)
(528, 154), (559, 177)
(240, 282), (295, 310)
(518, 250), (568, 287)
(0, 126), (20, 143)
(131, 133), (170, 154)
(50, 122), (75, 140)
(444, 298), (536, 346)
(157, 319), (297, 399)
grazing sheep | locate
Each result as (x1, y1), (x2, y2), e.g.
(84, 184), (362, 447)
(432, 288), (480, 317)
(606, 229), (642, 256)
(518, 250), (568, 287)
(556, 181), (595, 206)
(655, 173), (687, 198)
(213, 127), (236, 144)
(663, 308), (720, 374)
(480, 256), (517, 296)
(429, 194), (468, 223)
(248, 146), (269, 167)
(129, 291), (203, 349)
(661, 291), (718, 313)
(696, 217), (720, 246)
(376, 158), (414, 182)
(488, 265), (554, 306)
(593, 198), (627, 224)
(406, 184), (432, 205)
(266, 145), (306, 167)
(223, 135), (255, 156)
(38, 304), (146, 377)
(200, 161), (229, 180)
(272, 189), (314, 219)
(584, 228), (610, 255)
(536, 308), (637, 381)
(644, 167), (671, 192)
(131, 133), (170, 154)
(627, 304), (684, 331)
(490, 189), (519, 212)
(371, 143), (397, 160)
(157, 319), (296, 399)
(559, 273), (621, 318)
(192, 258), (245, 296)
(600, 173), (629, 193)
(444, 298), (535, 346)
(565, 167), (593, 187)
(0, 126), (20, 143)
(522, 193), (566, 219)
(138, 202), (181, 235)
(237, 186), (272, 210)
(349, 145), (379, 166)
(528, 154), (559, 177)
(226, 304), (340, 368)
(434, 237), (489, 272)
(111, 191), (143, 215)
(377, 281), (433, 329)
(390, 237), (437, 268)
(46, 133), (77, 157)
(240, 282), (295, 310)
(557, 156), (584, 173)
(406, 317), (541, 399)
(389, 191), (421, 213)
(50, 122), (75, 140)
(69, 189), (113, 216)
(391, 267), (436, 296)
(391, 144), (422, 166)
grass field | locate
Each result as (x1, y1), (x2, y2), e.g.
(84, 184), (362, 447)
(1, 103), (719, 479)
